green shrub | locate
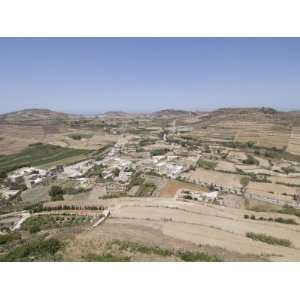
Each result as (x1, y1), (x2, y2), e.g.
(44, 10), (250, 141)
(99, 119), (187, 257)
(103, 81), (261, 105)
(240, 177), (250, 188)
(0, 232), (21, 245)
(176, 250), (221, 262)
(49, 185), (64, 201)
(197, 159), (217, 170)
(246, 232), (292, 247)
(247, 141), (256, 148)
(245, 214), (298, 225)
(242, 155), (258, 165)
(0, 238), (63, 261)
(24, 202), (44, 213)
(278, 205), (300, 218)
(274, 217), (297, 225)
(282, 167), (296, 174)
(108, 240), (221, 261)
(83, 253), (130, 262)
(150, 148), (169, 156)
(110, 240), (173, 257)
(29, 225), (41, 234)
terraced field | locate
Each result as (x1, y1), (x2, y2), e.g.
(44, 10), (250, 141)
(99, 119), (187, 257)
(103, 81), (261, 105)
(61, 197), (300, 261)
(287, 127), (300, 155)
(190, 108), (300, 152)
(0, 143), (92, 172)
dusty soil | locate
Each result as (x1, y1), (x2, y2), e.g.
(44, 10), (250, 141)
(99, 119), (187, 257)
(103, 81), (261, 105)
(0, 123), (117, 155)
(159, 179), (207, 197)
(184, 169), (243, 188)
(58, 196), (300, 261)
(63, 219), (267, 262)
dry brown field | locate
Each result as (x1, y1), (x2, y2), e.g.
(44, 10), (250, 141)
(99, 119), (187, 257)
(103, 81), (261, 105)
(56, 197), (300, 261)
(159, 179), (207, 197)
(184, 169), (243, 188)
(0, 123), (118, 154)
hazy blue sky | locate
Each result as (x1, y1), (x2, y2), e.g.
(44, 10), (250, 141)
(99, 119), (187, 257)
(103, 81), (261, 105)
(0, 38), (300, 114)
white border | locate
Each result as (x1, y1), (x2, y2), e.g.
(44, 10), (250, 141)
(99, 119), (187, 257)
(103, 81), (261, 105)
(0, 262), (299, 300)
(0, 0), (300, 37)
(1, 1), (300, 299)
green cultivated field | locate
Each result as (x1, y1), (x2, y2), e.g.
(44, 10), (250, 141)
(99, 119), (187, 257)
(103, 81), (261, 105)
(0, 143), (92, 173)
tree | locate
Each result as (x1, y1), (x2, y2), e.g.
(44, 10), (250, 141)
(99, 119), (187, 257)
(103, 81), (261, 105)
(112, 168), (120, 177)
(49, 185), (64, 201)
(247, 141), (256, 148)
(240, 177), (250, 192)
(29, 225), (41, 234)
(242, 155), (258, 165)
(294, 188), (300, 204)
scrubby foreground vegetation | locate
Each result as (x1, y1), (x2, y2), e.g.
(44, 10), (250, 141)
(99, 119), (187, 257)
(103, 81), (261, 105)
(83, 240), (221, 262)
(0, 235), (63, 262)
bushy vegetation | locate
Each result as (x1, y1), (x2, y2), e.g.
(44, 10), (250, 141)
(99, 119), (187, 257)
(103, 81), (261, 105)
(46, 204), (104, 211)
(240, 177), (250, 188)
(276, 181), (300, 188)
(282, 166), (297, 174)
(176, 250), (220, 262)
(24, 202), (44, 213)
(221, 141), (245, 149)
(128, 173), (145, 189)
(62, 186), (90, 195)
(82, 253), (130, 262)
(139, 138), (156, 147)
(244, 214), (298, 225)
(68, 133), (93, 140)
(0, 238), (63, 261)
(135, 182), (156, 197)
(197, 159), (217, 170)
(246, 141), (256, 148)
(49, 185), (64, 201)
(108, 240), (221, 261)
(86, 165), (104, 177)
(0, 232), (21, 245)
(278, 205), (300, 218)
(0, 143), (91, 173)
(246, 232), (292, 247)
(242, 154), (259, 165)
(22, 214), (93, 232)
(150, 148), (169, 156)
(111, 240), (173, 257)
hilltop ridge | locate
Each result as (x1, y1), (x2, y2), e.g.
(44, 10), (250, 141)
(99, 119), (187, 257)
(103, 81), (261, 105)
(0, 108), (74, 122)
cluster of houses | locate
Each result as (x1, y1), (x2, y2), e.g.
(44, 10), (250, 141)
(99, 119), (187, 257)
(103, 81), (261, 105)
(0, 188), (21, 203)
(0, 166), (61, 203)
(136, 155), (189, 179)
(6, 167), (58, 189)
(101, 141), (191, 180)
(62, 159), (100, 179)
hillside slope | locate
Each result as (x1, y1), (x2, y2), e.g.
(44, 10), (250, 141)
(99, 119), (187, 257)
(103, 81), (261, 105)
(0, 109), (72, 122)
(186, 107), (300, 155)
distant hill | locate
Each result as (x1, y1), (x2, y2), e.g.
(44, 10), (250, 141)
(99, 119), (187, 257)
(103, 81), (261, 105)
(187, 106), (300, 155)
(0, 109), (73, 122)
(103, 111), (132, 118)
(212, 107), (279, 115)
(151, 109), (195, 118)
